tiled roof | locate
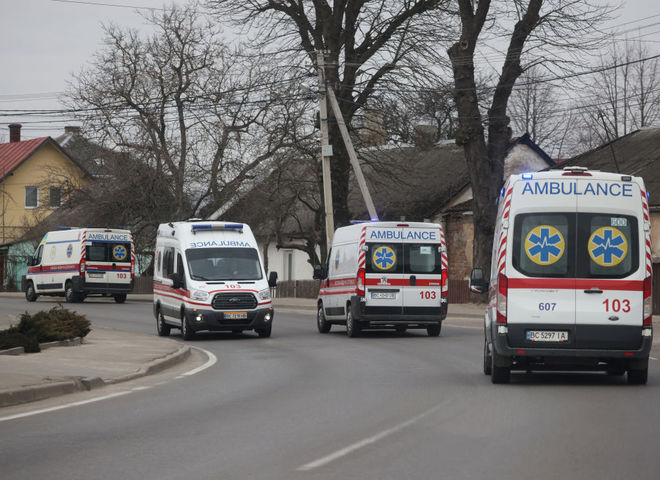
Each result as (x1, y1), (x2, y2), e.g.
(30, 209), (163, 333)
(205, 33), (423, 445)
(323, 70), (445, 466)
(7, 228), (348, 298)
(0, 137), (49, 180)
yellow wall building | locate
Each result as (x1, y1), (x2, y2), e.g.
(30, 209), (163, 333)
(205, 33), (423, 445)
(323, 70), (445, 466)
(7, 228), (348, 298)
(0, 124), (88, 245)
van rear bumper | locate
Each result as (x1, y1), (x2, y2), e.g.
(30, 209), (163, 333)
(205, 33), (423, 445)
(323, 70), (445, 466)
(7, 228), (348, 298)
(183, 306), (274, 332)
(493, 327), (652, 359)
(351, 296), (447, 326)
(72, 276), (133, 294)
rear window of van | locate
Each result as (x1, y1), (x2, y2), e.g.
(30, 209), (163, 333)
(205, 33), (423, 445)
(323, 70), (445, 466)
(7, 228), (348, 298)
(513, 213), (638, 279)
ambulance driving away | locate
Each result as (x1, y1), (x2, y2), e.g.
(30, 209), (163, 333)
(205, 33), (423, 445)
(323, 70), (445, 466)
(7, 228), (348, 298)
(314, 221), (448, 337)
(470, 167), (653, 384)
(153, 220), (277, 339)
(25, 227), (134, 303)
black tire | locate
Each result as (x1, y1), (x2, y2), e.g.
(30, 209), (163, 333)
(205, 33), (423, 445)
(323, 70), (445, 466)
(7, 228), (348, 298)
(483, 336), (492, 375)
(256, 325), (272, 338)
(346, 307), (360, 338)
(65, 281), (82, 303)
(427, 324), (441, 337)
(25, 282), (38, 302)
(181, 312), (195, 340)
(156, 308), (171, 337)
(317, 305), (331, 333)
(113, 293), (127, 304)
(491, 353), (511, 384)
(627, 368), (648, 385)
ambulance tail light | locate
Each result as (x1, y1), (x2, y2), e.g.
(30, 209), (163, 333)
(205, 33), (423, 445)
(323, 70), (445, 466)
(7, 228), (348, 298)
(643, 275), (652, 327)
(131, 256), (135, 278)
(441, 269), (448, 298)
(356, 268), (366, 297)
(80, 258), (86, 275)
(496, 273), (508, 324)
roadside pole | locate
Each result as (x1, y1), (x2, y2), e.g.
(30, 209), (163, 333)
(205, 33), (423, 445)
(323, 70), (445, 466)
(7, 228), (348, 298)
(317, 50), (335, 247)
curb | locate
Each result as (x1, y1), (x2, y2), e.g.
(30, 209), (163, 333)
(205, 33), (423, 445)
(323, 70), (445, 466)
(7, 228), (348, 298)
(0, 344), (192, 408)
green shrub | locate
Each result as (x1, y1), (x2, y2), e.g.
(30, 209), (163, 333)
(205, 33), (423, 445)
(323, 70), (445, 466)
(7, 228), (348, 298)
(0, 327), (40, 353)
(18, 306), (91, 343)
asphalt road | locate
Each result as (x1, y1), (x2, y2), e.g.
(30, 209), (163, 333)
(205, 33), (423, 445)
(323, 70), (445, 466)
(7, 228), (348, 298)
(1, 296), (660, 480)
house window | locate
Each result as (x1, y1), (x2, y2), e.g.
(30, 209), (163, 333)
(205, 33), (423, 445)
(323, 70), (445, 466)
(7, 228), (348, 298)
(25, 186), (38, 208)
(49, 187), (62, 208)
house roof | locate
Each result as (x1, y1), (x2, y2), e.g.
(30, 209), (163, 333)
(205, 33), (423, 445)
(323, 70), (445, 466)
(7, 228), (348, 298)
(0, 136), (89, 181)
(54, 130), (125, 177)
(0, 137), (49, 179)
(562, 127), (660, 205)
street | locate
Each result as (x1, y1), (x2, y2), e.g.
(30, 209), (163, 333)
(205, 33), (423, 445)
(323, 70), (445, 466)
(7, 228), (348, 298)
(1, 296), (660, 479)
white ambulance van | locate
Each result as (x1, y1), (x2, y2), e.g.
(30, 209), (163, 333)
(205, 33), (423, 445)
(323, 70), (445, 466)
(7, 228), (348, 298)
(313, 221), (449, 337)
(153, 220), (277, 339)
(470, 167), (653, 384)
(25, 227), (134, 303)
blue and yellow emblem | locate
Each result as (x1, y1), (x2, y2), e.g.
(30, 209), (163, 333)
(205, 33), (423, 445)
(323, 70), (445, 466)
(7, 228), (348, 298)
(588, 227), (628, 267)
(372, 246), (396, 271)
(525, 225), (565, 265)
(112, 244), (128, 262)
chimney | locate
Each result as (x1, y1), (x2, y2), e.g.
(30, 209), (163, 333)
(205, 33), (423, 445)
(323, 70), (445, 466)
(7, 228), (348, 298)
(64, 126), (81, 135)
(413, 124), (437, 151)
(9, 123), (21, 143)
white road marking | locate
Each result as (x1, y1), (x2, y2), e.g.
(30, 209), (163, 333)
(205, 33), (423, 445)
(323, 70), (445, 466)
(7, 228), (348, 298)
(297, 403), (444, 471)
(0, 346), (217, 423)
(650, 356), (658, 361)
(0, 391), (132, 423)
(443, 323), (481, 330)
(177, 347), (217, 377)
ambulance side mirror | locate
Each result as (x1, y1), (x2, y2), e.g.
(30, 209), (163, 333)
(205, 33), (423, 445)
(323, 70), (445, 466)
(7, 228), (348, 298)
(268, 271), (278, 287)
(469, 268), (488, 294)
(26, 257), (35, 266)
(313, 265), (326, 280)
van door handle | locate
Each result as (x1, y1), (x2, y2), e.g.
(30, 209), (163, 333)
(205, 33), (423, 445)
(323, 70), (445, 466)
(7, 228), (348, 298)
(584, 288), (603, 294)
(409, 275), (416, 286)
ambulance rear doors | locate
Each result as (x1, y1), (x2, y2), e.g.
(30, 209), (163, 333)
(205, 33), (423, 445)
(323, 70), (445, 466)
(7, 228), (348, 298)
(364, 223), (445, 314)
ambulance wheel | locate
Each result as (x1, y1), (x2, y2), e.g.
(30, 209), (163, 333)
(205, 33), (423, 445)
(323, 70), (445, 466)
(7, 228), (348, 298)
(113, 293), (127, 304)
(317, 305), (331, 333)
(181, 313), (195, 340)
(483, 336), (493, 375)
(65, 281), (82, 303)
(25, 282), (38, 302)
(491, 354), (511, 384)
(156, 309), (171, 337)
(426, 324), (441, 337)
(256, 325), (272, 338)
(627, 368), (648, 385)
(346, 308), (360, 338)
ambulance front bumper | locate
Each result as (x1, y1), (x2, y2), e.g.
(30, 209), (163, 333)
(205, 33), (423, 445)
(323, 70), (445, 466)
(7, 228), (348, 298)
(183, 305), (274, 332)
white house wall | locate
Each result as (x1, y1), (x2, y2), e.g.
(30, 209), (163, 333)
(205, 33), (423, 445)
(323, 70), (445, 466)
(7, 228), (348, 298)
(264, 243), (315, 281)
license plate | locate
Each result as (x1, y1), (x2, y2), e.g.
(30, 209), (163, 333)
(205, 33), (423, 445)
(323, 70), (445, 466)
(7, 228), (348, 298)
(87, 272), (104, 278)
(371, 291), (396, 299)
(526, 330), (569, 342)
(224, 311), (247, 320)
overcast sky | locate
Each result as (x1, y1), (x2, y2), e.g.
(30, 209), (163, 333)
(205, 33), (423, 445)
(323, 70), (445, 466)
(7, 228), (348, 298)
(1, 0), (659, 141)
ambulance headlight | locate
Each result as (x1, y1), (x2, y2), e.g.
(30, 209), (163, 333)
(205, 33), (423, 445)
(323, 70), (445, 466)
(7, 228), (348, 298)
(190, 289), (208, 301)
(258, 288), (271, 301)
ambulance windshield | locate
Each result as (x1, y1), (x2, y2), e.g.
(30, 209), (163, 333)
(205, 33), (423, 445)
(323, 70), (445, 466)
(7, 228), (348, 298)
(185, 247), (263, 281)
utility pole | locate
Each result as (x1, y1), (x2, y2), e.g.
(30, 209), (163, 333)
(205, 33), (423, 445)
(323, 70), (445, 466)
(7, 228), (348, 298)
(326, 87), (379, 221)
(317, 50), (335, 248)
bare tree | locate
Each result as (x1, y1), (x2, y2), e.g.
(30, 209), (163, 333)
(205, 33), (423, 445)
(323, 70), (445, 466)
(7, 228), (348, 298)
(66, 2), (311, 223)
(447, 0), (613, 274)
(207, 0), (453, 229)
(578, 39), (660, 148)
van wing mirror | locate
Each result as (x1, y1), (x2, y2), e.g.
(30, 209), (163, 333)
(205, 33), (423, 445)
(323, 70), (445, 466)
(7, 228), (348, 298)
(313, 264), (326, 280)
(268, 271), (278, 287)
(469, 268), (489, 294)
(169, 272), (184, 290)
(26, 257), (35, 266)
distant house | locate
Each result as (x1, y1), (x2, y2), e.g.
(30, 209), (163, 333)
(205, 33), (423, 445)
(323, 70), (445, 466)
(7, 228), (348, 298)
(0, 123), (89, 289)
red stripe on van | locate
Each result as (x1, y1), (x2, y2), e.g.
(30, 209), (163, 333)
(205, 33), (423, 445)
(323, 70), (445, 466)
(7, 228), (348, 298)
(365, 278), (443, 287)
(508, 278), (643, 291)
